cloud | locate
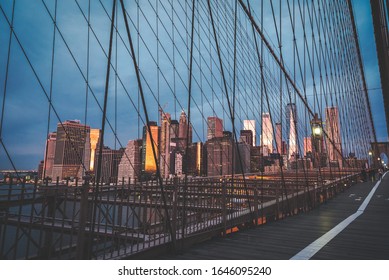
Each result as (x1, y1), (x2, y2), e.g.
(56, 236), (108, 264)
(0, 0), (386, 170)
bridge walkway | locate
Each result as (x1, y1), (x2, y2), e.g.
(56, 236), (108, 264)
(161, 173), (389, 260)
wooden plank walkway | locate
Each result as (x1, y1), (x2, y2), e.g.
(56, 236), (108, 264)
(160, 175), (389, 260)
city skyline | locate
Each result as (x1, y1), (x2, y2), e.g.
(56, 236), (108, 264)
(40, 103), (354, 181)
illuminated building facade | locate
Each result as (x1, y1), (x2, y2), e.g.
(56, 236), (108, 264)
(141, 121), (159, 175)
(89, 129), (100, 172)
(243, 120), (256, 146)
(261, 113), (273, 154)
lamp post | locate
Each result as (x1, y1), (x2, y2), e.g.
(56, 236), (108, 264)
(368, 150), (373, 168)
(310, 113), (323, 169)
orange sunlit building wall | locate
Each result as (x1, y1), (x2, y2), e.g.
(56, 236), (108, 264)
(89, 129), (100, 171)
(142, 122), (159, 174)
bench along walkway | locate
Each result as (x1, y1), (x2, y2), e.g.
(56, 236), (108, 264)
(162, 173), (389, 260)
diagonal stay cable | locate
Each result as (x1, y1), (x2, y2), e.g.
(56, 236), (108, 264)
(119, 0), (176, 249)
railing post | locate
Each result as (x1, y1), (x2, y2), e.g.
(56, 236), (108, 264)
(77, 176), (90, 259)
(41, 187), (55, 258)
(172, 176), (178, 244)
(254, 184), (259, 226)
(276, 183), (279, 220)
(222, 179), (227, 236)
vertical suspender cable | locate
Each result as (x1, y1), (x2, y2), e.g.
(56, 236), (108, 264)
(90, 0), (117, 259)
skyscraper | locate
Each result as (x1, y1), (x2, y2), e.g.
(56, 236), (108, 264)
(206, 132), (233, 176)
(186, 142), (206, 176)
(286, 103), (298, 159)
(94, 147), (125, 184)
(236, 142), (251, 174)
(178, 110), (192, 143)
(42, 132), (57, 179)
(141, 121), (159, 175)
(177, 110), (192, 150)
(240, 130), (253, 146)
(304, 137), (312, 156)
(261, 113), (273, 153)
(89, 129), (100, 172)
(52, 120), (90, 180)
(170, 119), (179, 140)
(38, 160), (44, 180)
(207, 116), (223, 140)
(275, 122), (282, 154)
(118, 139), (143, 182)
(326, 107), (342, 166)
(243, 120), (256, 146)
(160, 112), (171, 178)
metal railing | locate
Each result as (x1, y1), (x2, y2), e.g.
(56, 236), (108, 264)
(0, 170), (362, 259)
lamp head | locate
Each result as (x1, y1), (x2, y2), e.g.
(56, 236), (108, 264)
(313, 126), (322, 136)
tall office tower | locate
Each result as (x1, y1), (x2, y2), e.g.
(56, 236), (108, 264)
(89, 129), (100, 172)
(118, 139), (142, 183)
(170, 119), (179, 140)
(160, 112), (171, 178)
(37, 160), (44, 180)
(325, 107), (343, 166)
(141, 121), (159, 175)
(42, 132), (57, 179)
(236, 142), (251, 174)
(207, 116), (223, 140)
(52, 120), (90, 180)
(174, 151), (184, 176)
(240, 130), (253, 146)
(275, 122), (282, 154)
(261, 113), (273, 153)
(186, 142), (206, 176)
(304, 137), (312, 156)
(206, 132), (233, 176)
(286, 103), (298, 159)
(178, 110), (192, 143)
(176, 110), (192, 150)
(94, 147), (125, 184)
(243, 120), (256, 146)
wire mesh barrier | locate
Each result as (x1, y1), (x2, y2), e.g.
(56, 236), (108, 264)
(0, 170), (361, 259)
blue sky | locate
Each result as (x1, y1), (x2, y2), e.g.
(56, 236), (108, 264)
(0, 0), (387, 170)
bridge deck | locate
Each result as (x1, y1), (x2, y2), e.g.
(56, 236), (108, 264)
(161, 174), (389, 260)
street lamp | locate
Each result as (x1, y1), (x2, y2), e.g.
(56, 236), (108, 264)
(310, 113), (323, 169)
(313, 126), (323, 137)
(367, 150), (373, 168)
